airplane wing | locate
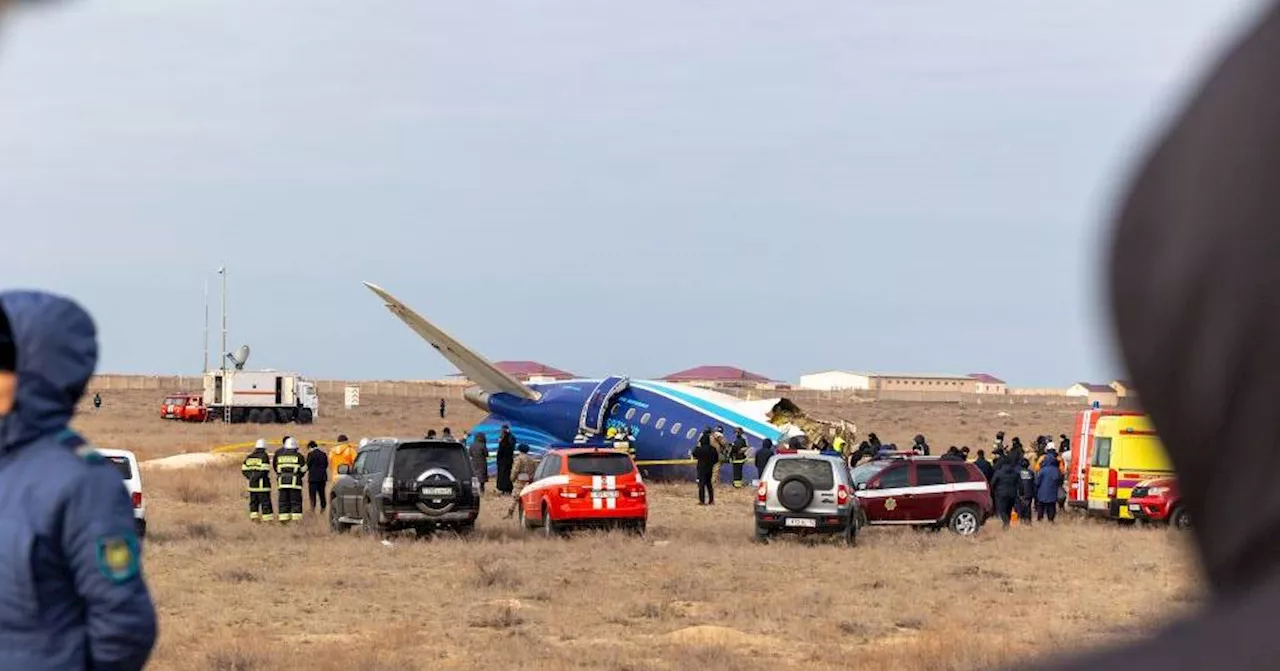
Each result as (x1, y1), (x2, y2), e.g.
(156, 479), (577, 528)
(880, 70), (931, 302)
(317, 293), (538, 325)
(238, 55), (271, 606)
(363, 282), (540, 401)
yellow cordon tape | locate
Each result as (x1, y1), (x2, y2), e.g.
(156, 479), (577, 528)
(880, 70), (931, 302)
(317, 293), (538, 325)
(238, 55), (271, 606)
(210, 442), (694, 467)
(211, 440), (338, 454)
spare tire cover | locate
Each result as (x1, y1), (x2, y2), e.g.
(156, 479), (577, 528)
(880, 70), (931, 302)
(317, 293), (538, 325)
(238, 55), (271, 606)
(416, 468), (458, 513)
(778, 475), (814, 512)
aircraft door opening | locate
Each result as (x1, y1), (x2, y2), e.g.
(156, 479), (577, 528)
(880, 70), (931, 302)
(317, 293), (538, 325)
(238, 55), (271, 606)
(581, 376), (629, 436)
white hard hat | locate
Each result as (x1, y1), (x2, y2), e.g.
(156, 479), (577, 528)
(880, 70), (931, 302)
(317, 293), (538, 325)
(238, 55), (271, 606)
(285, 437), (298, 449)
(359, 438), (369, 447)
(255, 438), (266, 449)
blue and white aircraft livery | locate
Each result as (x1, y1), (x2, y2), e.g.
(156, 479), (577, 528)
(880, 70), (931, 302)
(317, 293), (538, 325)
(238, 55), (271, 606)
(364, 283), (814, 481)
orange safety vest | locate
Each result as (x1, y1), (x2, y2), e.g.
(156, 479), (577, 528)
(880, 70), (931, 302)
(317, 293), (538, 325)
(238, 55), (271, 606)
(330, 443), (356, 478)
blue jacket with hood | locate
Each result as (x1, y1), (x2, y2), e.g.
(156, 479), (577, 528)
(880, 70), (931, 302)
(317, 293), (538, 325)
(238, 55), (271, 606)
(0, 291), (157, 671)
(1034, 451), (1065, 504)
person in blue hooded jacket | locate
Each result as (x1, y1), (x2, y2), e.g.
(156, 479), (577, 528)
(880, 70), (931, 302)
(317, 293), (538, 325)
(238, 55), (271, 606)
(1034, 449), (1065, 523)
(0, 291), (158, 671)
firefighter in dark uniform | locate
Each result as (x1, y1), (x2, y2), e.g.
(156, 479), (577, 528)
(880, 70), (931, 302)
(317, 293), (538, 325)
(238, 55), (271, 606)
(273, 436), (306, 522)
(241, 438), (274, 521)
(729, 427), (749, 488)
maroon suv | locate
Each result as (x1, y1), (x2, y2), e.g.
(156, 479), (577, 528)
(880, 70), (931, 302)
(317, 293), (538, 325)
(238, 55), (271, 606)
(851, 456), (993, 535)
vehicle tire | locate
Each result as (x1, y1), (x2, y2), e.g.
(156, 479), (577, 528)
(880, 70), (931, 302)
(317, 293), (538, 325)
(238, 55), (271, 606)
(260, 409), (277, 424)
(517, 505), (532, 530)
(247, 409), (261, 424)
(777, 475), (815, 512)
(135, 519), (147, 539)
(843, 519), (857, 547)
(297, 408), (314, 425)
(633, 521), (647, 537)
(542, 506), (558, 538)
(753, 521), (770, 544)
(329, 501), (347, 533)
(362, 502), (383, 538)
(947, 505), (980, 536)
(1170, 506), (1191, 530)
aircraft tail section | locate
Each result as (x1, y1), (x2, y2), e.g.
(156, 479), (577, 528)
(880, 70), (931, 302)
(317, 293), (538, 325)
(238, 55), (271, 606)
(363, 282), (540, 401)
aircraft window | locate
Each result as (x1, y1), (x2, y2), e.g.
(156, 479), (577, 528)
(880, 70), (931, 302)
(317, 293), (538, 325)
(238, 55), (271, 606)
(640, 413), (650, 425)
(654, 418), (666, 430)
(686, 428), (697, 441)
(671, 422), (681, 435)
(625, 408), (636, 420)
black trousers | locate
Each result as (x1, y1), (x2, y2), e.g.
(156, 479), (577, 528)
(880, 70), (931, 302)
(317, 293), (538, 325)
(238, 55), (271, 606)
(1017, 498), (1032, 523)
(697, 473), (715, 504)
(995, 495), (1017, 527)
(308, 481), (327, 510)
(1036, 501), (1058, 522)
(249, 490), (273, 519)
(278, 487), (303, 520)
(731, 461), (745, 486)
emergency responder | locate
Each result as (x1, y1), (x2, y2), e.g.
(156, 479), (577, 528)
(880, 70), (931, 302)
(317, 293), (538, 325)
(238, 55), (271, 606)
(273, 437), (306, 522)
(330, 434), (356, 480)
(614, 426), (636, 457)
(729, 427), (749, 487)
(469, 432), (489, 493)
(496, 424), (516, 496)
(1017, 458), (1035, 524)
(0, 290), (157, 670)
(93, 391), (102, 411)
(912, 434), (930, 456)
(505, 444), (539, 518)
(692, 428), (719, 505)
(440, 398), (446, 419)
(832, 429), (847, 463)
(242, 438), (274, 521)
(990, 457), (1021, 529)
(993, 430), (1006, 452)
(305, 440), (329, 512)
(753, 438), (774, 482)
(973, 449), (995, 482)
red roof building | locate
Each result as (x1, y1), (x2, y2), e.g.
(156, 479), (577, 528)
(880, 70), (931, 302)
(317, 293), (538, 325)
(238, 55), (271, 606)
(967, 373), (1006, 384)
(659, 365), (775, 388)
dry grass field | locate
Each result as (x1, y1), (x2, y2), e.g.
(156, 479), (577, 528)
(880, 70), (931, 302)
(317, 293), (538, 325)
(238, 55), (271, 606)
(71, 389), (1203, 671)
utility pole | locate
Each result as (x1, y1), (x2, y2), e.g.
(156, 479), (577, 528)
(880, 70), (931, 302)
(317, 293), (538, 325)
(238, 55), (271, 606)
(203, 278), (210, 374)
(219, 266), (229, 423)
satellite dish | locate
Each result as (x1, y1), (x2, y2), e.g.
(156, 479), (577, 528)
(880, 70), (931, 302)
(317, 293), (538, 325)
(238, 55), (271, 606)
(226, 345), (250, 370)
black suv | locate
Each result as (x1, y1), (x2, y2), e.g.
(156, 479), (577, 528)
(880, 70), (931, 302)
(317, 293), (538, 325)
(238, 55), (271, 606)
(330, 438), (480, 536)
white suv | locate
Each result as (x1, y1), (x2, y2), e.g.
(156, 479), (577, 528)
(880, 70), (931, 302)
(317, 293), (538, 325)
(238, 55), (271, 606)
(754, 451), (858, 545)
(98, 448), (146, 537)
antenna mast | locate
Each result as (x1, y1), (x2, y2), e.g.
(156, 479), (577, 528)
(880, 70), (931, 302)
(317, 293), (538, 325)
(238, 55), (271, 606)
(219, 265), (229, 423)
(203, 278), (210, 374)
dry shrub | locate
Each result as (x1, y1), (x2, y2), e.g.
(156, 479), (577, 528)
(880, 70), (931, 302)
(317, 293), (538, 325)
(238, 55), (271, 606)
(170, 472), (219, 505)
(206, 648), (263, 671)
(473, 558), (522, 589)
(469, 604), (523, 629)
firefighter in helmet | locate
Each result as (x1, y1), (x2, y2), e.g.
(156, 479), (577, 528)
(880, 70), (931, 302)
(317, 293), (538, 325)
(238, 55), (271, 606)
(242, 439), (274, 521)
(272, 437), (305, 522)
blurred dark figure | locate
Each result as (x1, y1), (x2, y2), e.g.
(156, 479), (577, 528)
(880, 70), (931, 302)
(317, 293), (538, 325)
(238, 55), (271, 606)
(426, 429), (437, 439)
(439, 398), (446, 419)
(692, 428), (719, 505)
(1035, 452), (1063, 522)
(1029, 5), (1280, 669)
(1017, 458), (1035, 523)
(973, 450), (994, 482)
(912, 434), (930, 455)
(92, 391), (101, 411)
(496, 424), (516, 495)
(990, 458), (1020, 528)
(753, 438), (774, 481)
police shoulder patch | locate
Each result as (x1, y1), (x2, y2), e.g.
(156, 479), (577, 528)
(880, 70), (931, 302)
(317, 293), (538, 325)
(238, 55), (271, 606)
(96, 533), (141, 583)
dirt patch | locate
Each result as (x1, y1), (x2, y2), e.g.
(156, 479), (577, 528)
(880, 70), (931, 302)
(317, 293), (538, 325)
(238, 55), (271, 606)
(664, 625), (760, 648)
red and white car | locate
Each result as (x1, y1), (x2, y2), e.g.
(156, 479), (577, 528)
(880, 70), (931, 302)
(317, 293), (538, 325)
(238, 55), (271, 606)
(516, 447), (647, 536)
(851, 456), (993, 535)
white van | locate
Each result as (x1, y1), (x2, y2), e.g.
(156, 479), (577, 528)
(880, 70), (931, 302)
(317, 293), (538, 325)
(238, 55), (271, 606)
(97, 448), (146, 537)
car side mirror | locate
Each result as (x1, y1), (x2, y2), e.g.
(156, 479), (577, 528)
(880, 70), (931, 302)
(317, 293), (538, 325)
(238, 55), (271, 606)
(337, 464), (350, 475)
(856, 482), (868, 491)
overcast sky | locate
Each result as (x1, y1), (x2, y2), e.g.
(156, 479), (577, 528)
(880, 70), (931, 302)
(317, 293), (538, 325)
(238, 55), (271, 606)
(0, 0), (1266, 385)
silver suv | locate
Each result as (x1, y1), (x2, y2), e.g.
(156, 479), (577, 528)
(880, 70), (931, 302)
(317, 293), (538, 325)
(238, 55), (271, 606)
(754, 451), (858, 545)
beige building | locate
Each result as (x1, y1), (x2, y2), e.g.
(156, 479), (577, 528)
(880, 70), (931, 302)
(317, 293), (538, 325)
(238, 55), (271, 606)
(799, 371), (979, 392)
(968, 373), (1007, 395)
(1066, 382), (1120, 407)
(1110, 380), (1136, 398)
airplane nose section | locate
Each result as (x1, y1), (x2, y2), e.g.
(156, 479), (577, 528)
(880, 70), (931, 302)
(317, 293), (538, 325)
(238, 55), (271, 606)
(464, 386), (491, 412)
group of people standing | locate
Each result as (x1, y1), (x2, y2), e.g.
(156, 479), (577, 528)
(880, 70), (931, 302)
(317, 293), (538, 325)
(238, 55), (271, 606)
(241, 435), (357, 521)
(464, 424), (520, 495)
(978, 432), (1070, 527)
(689, 425), (753, 504)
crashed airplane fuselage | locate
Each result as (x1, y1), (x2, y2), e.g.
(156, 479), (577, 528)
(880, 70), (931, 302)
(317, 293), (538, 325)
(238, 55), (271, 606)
(364, 282), (838, 481)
